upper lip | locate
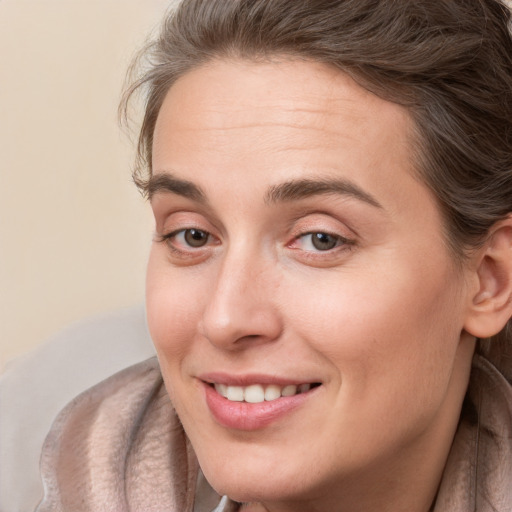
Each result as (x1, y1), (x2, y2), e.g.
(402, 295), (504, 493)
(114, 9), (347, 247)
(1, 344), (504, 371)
(198, 372), (321, 387)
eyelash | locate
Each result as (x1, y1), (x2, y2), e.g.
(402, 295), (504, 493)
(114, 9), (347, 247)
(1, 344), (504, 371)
(157, 228), (354, 256)
(157, 228), (214, 254)
(289, 231), (355, 253)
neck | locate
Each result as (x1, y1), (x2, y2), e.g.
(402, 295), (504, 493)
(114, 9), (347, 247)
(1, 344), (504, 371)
(237, 457), (441, 512)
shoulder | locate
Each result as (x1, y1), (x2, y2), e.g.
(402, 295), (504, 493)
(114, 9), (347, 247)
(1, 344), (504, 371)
(37, 356), (201, 512)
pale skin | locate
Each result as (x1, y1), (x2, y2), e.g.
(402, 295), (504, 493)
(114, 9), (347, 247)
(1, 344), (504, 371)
(146, 59), (512, 512)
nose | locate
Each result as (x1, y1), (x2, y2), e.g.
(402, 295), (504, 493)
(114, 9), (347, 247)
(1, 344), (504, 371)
(199, 251), (283, 350)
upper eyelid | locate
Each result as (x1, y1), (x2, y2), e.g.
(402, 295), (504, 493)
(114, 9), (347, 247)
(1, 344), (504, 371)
(289, 219), (357, 243)
(156, 210), (357, 244)
(286, 209), (358, 232)
(151, 200), (222, 230)
(155, 209), (224, 238)
(154, 203), (358, 234)
(297, 230), (352, 240)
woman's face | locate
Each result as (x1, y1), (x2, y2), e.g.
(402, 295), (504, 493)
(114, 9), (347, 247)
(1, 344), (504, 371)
(147, 59), (476, 510)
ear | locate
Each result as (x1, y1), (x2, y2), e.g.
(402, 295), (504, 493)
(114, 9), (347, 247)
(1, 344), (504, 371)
(464, 216), (512, 339)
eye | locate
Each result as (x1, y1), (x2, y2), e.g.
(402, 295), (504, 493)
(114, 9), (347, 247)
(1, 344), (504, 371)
(181, 228), (210, 248)
(161, 228), (212, 249)
(309, 232), (338, 251)
(294, 232), (351, 252)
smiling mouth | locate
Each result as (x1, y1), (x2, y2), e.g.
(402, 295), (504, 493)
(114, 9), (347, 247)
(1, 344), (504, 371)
(210, 382), (322, 403)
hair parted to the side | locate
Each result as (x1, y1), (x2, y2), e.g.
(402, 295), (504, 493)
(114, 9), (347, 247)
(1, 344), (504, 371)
(120, 0), (512, 373)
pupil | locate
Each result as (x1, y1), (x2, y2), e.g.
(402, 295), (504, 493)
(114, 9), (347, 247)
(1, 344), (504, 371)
(185, 229), (208, 247)
(312, 233), (336, 251)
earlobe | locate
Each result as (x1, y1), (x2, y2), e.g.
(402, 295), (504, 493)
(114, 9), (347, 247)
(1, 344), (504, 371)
(464, 217), (512, 339)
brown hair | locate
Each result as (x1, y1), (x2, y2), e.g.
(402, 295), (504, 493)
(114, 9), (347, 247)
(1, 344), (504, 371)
(121, 0), (512, 370)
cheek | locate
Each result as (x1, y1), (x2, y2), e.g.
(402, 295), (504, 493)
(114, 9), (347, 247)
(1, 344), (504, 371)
(145, 248), (203, 367)
(146, 250), (208, 424)
(288, 259), (464, 404)
(279, 263), (466, 465)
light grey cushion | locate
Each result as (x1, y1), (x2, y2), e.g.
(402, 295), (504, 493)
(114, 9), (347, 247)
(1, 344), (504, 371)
(0, 304), (155, 512)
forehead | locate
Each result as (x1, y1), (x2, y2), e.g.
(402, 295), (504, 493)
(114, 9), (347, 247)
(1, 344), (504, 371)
(151, 58), (423, 215)
(157, 58), (386, 125)
(153, 58), (413, 162)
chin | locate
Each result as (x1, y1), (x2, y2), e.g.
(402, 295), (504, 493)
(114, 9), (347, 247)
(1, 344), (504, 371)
(200, 454), (318, 505)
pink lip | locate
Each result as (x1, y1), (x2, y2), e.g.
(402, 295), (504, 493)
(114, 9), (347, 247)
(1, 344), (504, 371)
(201, 378), (320, 431)
(199, 372), (316, 387)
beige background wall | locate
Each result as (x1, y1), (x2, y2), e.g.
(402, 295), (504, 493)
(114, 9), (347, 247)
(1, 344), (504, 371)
(2, 0), (511, 370)
(0, 0), (171, 368)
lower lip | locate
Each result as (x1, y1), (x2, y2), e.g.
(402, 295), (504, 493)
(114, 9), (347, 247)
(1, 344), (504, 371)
(203, 383), (318, 431)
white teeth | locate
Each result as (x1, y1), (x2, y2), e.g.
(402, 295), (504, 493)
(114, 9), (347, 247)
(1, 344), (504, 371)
(214, 382), (314, 402)
(281, 384), (297, 397)
(214, 383), (228, 398)
(244, 384), (265, 403)
(226, 385), (244, 402)
(264, 385), (281, 401)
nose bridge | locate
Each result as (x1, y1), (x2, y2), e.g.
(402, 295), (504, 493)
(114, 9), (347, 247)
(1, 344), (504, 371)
(200, 241), (282, 348)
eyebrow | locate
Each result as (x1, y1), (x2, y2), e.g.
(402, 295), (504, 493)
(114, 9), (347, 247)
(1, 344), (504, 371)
(147, 173), (207, 202)
(148, 172), (382, 209)
(265, 178), (382, 208)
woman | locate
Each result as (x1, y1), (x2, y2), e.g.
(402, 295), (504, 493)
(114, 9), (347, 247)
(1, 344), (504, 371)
(37, 1), (512, 511)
